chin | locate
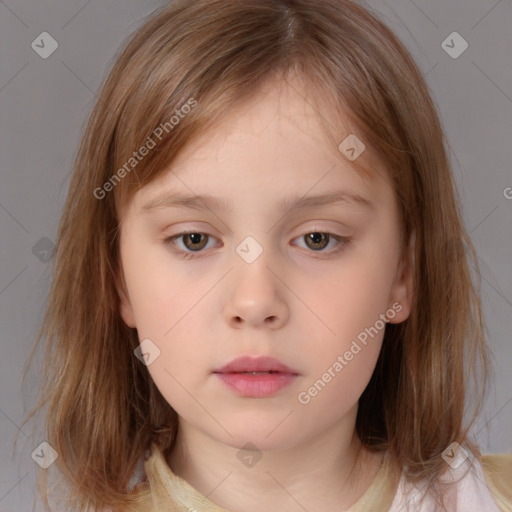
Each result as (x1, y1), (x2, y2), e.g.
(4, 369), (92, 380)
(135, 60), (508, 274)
(216, 422), (302, 453)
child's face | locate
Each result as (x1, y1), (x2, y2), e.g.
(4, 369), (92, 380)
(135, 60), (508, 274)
(118, 77), (413, 452)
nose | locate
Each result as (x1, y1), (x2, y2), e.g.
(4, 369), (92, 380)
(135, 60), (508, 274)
(223, 257), (289, 330)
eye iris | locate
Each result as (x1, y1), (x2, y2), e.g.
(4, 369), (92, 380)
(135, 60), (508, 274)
(305, 232), (328, 250)
(183, 233), (207, 251)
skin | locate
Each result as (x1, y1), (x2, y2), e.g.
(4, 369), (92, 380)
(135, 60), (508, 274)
(117, 76), (414, 511)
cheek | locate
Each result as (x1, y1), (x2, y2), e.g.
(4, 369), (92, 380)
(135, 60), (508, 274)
(121, 238), (216, 395)
(293, 298), (384, 429)
(293, 230), (399, 389)
(297, 351), (379, 431)
(121, 237), (199, 335)
(303, 244), (398, 341)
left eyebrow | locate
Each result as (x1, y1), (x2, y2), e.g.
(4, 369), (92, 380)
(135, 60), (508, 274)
(141, 189), (375, 214)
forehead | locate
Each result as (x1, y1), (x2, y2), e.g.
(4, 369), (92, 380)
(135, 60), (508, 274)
(170, 76), (377, 169)
(122, 76), (392, 217)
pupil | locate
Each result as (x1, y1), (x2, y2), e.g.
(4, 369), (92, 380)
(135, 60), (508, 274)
(307, 232), (327, 250)
(185, 233), (205, 251)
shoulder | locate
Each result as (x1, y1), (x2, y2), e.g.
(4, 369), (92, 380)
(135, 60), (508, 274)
(388, 452), (511, 511)
(439, 452), (512, 512)
(481, 453), (512, 512)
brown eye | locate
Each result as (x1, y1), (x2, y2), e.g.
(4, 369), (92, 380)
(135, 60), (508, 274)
(293, 231), (351, 257)
(180, 232), (209, 251)
(164, 231), (216, 259)
(304, 232), (330, 251)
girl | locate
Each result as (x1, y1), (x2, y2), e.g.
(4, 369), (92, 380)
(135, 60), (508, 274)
(21, 0), (512, 510)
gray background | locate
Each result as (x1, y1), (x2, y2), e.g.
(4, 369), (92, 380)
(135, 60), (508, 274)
(1, 0), (511, 510)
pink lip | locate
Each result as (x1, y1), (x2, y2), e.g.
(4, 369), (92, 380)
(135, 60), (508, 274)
(213, 356), (299, 398)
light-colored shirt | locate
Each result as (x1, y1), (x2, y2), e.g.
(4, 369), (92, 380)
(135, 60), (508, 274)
(125, 443), (512, 511)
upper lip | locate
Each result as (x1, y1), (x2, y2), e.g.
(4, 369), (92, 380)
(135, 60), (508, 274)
(213, 356), (299, 374)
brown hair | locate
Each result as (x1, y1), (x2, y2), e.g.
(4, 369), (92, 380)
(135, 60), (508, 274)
(20, 0), (492, 510)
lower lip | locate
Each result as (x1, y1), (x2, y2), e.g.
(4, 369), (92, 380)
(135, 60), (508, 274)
(214, 372), (297, 397)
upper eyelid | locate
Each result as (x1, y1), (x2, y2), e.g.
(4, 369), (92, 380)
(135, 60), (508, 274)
(166, 219), (352, 237)
(168, 227), (348, 240)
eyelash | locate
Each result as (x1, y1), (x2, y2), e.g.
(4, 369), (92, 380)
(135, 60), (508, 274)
(163, 230), (352, 261)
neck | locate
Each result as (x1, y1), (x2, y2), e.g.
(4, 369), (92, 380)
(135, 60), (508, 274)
(167, 411), (384, 511)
